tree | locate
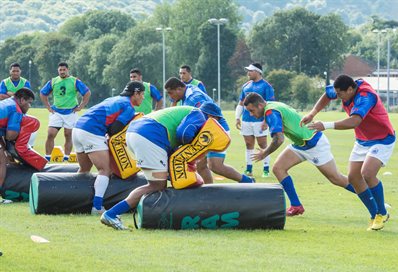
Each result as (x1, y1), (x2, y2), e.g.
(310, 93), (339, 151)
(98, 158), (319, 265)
(103, 24), (163, 93)
(153, 0), (241, 83)
(315, 14), (349, 83)
(34, 33), (76, 84)
(59, 10), (136, 41)
(290, 74), (314, 111)
(196, 22), (237, 100)
(248, 8), (349, 77)
(266, 69), (296, 103)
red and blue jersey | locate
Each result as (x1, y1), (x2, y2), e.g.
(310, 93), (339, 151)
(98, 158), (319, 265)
(75, 96), (136, 136)
(326, 80), (395, 146)
(239, 79), (275, 122)
(0, 97), (23, 136)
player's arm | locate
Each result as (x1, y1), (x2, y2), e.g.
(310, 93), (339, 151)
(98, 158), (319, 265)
(300, 93), (331, 126)
(40, 80), (54, 113)
(308, 92), (376, 131)
(150, 85), (163, 110)
(5, 112), (22, 141)
(74, 80), (91, 112)
(176, 109), (206, 145)
(0, 81), (10, 100)
(252, 110), (284, 162)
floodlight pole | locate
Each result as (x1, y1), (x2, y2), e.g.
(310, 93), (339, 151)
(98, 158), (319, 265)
(156, 27), (172, 108)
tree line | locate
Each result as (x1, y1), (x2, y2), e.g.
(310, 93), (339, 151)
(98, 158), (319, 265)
(1, 0), (397, 108)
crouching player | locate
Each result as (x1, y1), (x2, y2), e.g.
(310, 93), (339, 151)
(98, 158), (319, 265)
(244, 93), (355, 216)
(72, 81), (145, 214)
(100, 106), (208, 230)
(0, 88), (47, 191)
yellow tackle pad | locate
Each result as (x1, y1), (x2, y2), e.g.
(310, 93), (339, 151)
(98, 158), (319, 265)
(109, 113), (144, 179)
(169, 118), (231, 189)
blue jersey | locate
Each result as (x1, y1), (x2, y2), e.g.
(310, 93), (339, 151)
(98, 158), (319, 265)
(0, 79), (31, 94)
(0, 97), (23, 136)
(184, 78), (207, 94)
(239, 79), (275, 122)
(149, 84), (162, 101)
(40, 78), (90, 114)
(127, 108), (206, 154)
(182, 85), (213, 108)
(75, 96), (136, 136)
(182, 85), (229, 131)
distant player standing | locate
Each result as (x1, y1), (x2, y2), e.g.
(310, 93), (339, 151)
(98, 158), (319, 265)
(40, 62), (91, 161)
(129, 68), (163, 114)
(235, 63), (275, 177)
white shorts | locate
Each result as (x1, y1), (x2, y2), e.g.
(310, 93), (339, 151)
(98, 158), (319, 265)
(240, 121), (268, 137)
(49, 112), (78, 129)
(349, 141), (395, 166)
(72, 128), (108, 153)
(126, 132), (168, 171)
(288, 134), (334, 166)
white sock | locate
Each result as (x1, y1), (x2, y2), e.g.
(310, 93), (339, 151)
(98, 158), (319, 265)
(246, 149), (254, 165)
(263, 155), (270, 167)
(94, 175), (110, 197)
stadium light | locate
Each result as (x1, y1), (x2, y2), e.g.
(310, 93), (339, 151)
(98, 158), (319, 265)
(208, 18), (228, 106)
(156, 27), (172, 108)
(372, 29), (387, 93)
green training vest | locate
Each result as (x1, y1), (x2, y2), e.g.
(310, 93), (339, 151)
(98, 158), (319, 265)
(134, 82), (153, 114)
(264, 101), (315, 146)
(4, 77), (27, 93)
(147, 106), (194, 148)
(51, 76), (78, 109)
(190, 79), (200, 86)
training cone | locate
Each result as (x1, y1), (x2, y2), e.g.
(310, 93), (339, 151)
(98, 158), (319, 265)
(50, 146), (64, 162)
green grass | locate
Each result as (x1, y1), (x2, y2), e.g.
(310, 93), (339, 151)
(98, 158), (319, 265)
(1, 109), (398, 271)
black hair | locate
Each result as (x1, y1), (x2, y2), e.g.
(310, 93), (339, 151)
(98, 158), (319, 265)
(333, 74), (357, 91)
(251, 62), (262, 71)
(243, 92), (264, 107)
(58, 62), (69, 68)
(165, 77), (185, 89)
(180, 65), (191, 73)
(130, 68), (141, 75)
(9, 63), (21, 70)
(14, 87), (35, 101)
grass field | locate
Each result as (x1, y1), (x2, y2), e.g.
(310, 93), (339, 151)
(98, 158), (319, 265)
(1, 109), (398, 272)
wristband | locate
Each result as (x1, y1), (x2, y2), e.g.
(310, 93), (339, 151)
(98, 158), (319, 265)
(235, 104), (243, 119)
(322, 122), (335, 129)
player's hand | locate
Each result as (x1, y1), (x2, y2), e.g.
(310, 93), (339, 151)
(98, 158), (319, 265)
(251, 148), (266, 162)
(47, 107), (54, 114)
(306, 121), (325, 132)
(73, 105), (82, 113)
(300, 114), (314, 127)
(261, 120), (268, 131)
(235, 119), (241, 130)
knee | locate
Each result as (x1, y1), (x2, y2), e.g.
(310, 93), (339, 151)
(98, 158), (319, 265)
(360, 169), (375, 182)
(207, 160), (221, 173)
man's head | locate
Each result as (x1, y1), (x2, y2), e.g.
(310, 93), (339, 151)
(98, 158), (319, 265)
(57, 62), (69, 78)
(199, 101), (223, 120)
(120, 81), (145, 106)
(244, 63), (263, 81)
(165, 77), (186, 102)
(9, 63), (22, 81)
(243, 92), (266, 118)
(333, 74), (357, 101)
(130, 68), (143, 82)
(179, 65), (193, 83)
(14, 87), (35, 114)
